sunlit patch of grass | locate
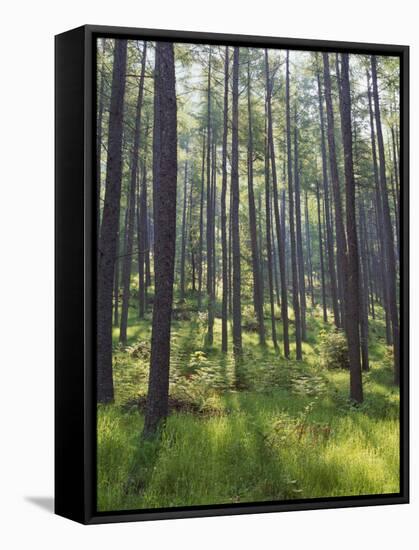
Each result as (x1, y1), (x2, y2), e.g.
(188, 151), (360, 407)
(97, 297), (400, 511)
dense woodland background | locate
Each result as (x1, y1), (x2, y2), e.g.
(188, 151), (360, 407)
(96, 39), (401, 511)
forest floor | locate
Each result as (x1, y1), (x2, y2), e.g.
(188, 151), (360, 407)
(97, 297), (400, 511)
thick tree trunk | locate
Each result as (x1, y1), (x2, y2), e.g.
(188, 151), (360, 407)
(286, 51), (302, 360)
(231, 47), (242, 362)
(247, 52), (266, 346)
(119, 42), (147, 344)
(371, 55), (400, 385)
(143, 42), (177, 438)
(340, 53), (363, 403)
(97, 39), (128, 403)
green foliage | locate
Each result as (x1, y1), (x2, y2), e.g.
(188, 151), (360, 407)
(125, 339), (151, 360)
(98, 308), (400, 511)
(319, 329), (350, 370)
(241, 304), (260, 332)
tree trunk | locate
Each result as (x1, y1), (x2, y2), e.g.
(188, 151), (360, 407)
(316, 180), (327, 323)
(206, 49), (215, 345)
(340, 53), (363, 403)
(371, 55), (400, 385)
(231, 47), (242, 362)
(96, 38), (106, 237)
(286, 50), (302, 360)
(265, 49), (289, 357)
(113, 228), (120, 327)
(293, 115), (306, 339)
(179, 153), (189, 301)
(138, 138), (149, 319)
(97, 39), (127, 403)
(211, 141), (217, 300)
(247, 52), (266, 346)
(304, 191), (315, 306)
(359, 203), (370, 371)
(119, 41), (147, 344)
(322, 53), (348, 331)
(316, 68), (339, 328)
(143, 42), (177, 438)
(367, 69), (391, 344)
(221, 47), (229, 352)
(197, 134), (205, 309)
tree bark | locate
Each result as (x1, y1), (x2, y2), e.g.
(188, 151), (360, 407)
(265, 49), (289, 357)
(97, 39), (128, 403)
(143, 42), (177, 438)
(197, 134), (205, 309)
(304, 191), (315, 306)
(316, 180), (328, 323)
(221, 47), (229, 352)
(119, 41), (147, 344)
(367, 69), (391, 344)
(247, 52), (266, 346)
(138, 132), (149, 319)
(179, 152), (189, 301)
(293, 115), (307, 340)
(265, 125), (279, 351)
(316, 68), (340, 328)
(359, 203), (370, 371)
(206, 49), (215, 345)
(231, 47), (242, 362)
(96, 38), (106, 238)
(322, 53), (348, 331)
(371, 55), (400, 385)
(340, 53), (363, 403)
(286, 50), (302, 360)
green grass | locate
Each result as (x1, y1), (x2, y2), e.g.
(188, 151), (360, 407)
(97, 298), (400, 511)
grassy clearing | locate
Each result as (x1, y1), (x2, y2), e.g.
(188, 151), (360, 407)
(97, 299), (400, 511)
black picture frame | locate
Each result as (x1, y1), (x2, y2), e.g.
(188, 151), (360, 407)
(55, 24), (409, 525)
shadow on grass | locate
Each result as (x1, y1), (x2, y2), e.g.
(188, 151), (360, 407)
(122, 431), (163, 500)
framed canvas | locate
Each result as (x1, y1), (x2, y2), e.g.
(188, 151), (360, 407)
(55, 25), (409, 524)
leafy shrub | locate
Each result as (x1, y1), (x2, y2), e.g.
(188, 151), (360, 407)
(169, 355), (230, 412)
(125, 340), (151, 360)
(187, 350), (210, 372)
(319, 329), (349, 370)
(241, 305), (260, 332)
